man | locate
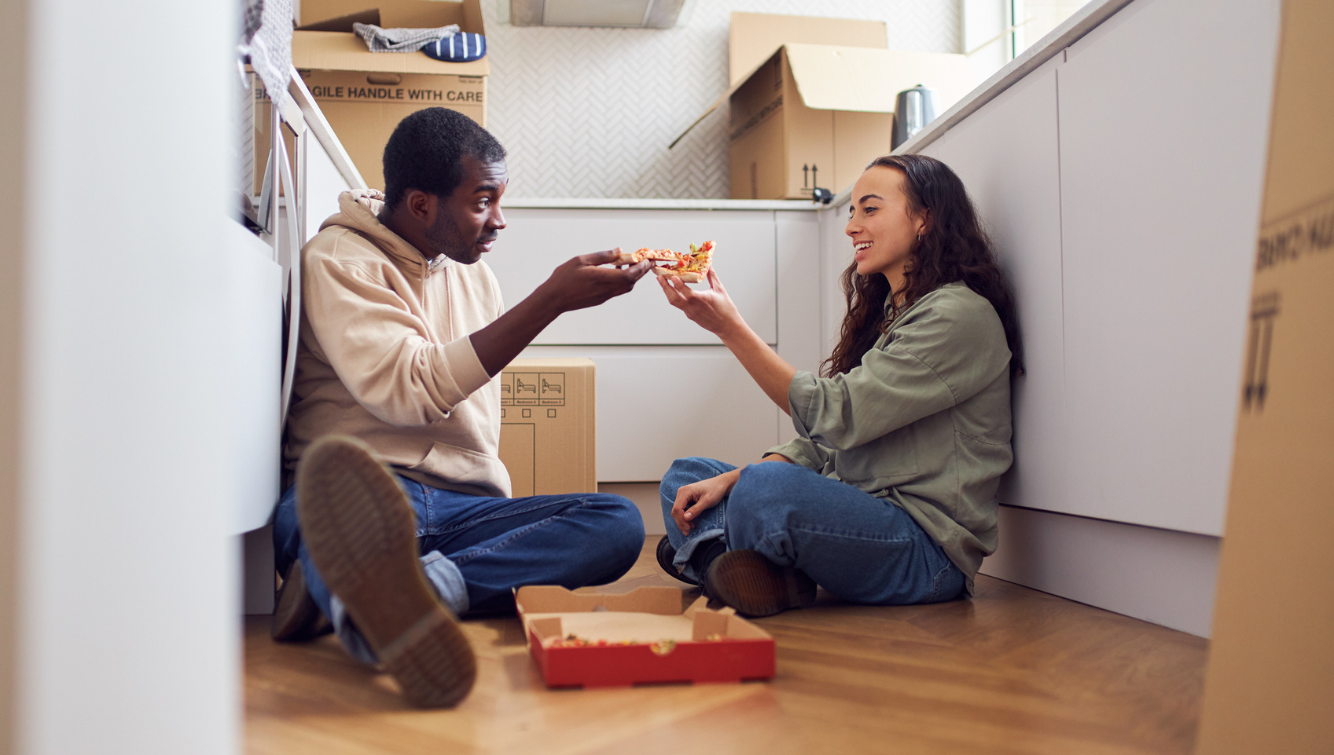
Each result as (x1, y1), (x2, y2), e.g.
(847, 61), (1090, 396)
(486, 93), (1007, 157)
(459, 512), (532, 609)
(271, 108), (652, 708)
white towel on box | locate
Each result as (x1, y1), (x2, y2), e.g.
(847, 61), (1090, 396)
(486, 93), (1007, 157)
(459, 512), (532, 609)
(353, 22), (459, 52)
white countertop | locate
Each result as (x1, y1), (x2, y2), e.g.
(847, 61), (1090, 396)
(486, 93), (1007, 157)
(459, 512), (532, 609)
(501, 197), (827, 211)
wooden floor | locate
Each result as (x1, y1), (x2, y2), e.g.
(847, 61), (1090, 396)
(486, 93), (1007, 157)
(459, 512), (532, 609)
(244, 540), (1209, 755)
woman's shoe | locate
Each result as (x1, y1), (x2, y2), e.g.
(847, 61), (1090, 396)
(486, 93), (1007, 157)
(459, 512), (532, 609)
(296, 435), (476, 708)
(655, 536), (698, 585)
(701, 549), (817, 618)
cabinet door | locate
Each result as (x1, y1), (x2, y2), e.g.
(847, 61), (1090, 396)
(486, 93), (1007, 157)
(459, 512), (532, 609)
(1057, 0), (1281, 534)
(488, 209), (777, 345)
(521, 346), (780, 482)
(924, 58), (1068, 516)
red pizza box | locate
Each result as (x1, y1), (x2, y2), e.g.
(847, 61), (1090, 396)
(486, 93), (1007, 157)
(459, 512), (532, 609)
(515, 585), (776, 688)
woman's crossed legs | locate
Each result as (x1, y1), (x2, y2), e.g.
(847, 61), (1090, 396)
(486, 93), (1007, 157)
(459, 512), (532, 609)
(659, 457), (964, 606)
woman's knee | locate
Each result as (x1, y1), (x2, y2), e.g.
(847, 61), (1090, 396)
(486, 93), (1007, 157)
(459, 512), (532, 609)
(660, 456), (729, 514)
(725, 464), (816, 541)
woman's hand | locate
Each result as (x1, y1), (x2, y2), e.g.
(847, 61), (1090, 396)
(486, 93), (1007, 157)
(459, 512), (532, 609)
(671, 467), (741, 535)
(657, 269), (744, 339)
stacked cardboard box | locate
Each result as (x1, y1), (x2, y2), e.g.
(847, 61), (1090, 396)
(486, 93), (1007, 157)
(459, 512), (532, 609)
(254, 0), (488, 193)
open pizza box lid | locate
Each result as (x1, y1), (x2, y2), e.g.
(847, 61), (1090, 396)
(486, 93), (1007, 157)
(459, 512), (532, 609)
(514, 585), (776, 687)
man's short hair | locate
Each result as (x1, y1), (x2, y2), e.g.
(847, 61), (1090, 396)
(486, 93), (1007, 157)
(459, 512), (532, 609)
(382, 108), (507, 209)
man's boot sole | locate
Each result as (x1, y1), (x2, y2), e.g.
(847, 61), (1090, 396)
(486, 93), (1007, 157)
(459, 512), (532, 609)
(296, 435), (476, 708)
(703, 549), (817, 618)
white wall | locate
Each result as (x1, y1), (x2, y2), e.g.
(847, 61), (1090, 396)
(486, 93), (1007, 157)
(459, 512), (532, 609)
(14, 1), (240, 753)
(483, 0), (962, 199)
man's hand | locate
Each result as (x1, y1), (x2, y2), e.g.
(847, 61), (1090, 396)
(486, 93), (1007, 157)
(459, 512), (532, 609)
(536, 249), (652, 314)
(470, 248), (651, 376)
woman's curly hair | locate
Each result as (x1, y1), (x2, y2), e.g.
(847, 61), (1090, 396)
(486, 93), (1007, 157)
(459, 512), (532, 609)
(822, 154), (1024, 379)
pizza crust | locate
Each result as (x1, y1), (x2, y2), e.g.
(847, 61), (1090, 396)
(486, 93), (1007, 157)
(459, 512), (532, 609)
(654, 267), (704, 283)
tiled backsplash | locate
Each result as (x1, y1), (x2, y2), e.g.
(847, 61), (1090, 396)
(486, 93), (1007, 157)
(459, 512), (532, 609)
(482, 0), (961, 199)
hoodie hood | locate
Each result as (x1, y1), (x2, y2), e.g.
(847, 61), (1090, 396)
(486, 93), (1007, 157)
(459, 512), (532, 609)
(320, 189), (450, 278)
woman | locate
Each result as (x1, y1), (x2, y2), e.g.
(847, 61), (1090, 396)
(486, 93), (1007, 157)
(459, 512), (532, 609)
(656, 154), (1022, 617)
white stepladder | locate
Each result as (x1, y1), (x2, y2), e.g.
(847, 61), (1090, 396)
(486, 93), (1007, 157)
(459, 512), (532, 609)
(240, 65), (368, 613)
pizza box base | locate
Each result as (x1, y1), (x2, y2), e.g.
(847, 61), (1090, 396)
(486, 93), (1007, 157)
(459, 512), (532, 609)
(515, 585), (776, 689)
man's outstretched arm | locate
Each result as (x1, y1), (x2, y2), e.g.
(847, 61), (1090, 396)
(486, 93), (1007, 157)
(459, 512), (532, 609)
(470, 249), (651, 376)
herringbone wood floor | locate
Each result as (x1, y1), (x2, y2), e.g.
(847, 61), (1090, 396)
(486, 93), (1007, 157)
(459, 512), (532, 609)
(244, 539), (1208, 754)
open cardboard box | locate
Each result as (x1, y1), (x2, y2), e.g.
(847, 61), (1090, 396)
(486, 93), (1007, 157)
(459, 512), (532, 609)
(673, 13), (975, 200)
(515, 586), (776, 688)
(254, 0), (488, 193)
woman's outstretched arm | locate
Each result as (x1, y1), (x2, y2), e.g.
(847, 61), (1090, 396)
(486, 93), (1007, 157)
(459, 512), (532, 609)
(657, 269), (796, 414)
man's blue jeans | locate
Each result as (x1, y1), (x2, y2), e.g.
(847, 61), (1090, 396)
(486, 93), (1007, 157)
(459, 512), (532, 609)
(274, 475), (644, 664)
(660, 457), (965, 605)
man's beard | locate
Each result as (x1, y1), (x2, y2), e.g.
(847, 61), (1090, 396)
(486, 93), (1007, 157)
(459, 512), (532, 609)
(424, 211), (481, 264)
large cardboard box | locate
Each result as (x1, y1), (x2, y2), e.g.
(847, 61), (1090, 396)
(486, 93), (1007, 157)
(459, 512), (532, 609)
(673, 13), (975, 200)
(1195, 1), (1334, 752)
(516, 586), (776, 688)
(498, 358), (596, 497)
(727, 11), (887, 86)
(254, 0), (488, 193)
(725, 45), (974, 200)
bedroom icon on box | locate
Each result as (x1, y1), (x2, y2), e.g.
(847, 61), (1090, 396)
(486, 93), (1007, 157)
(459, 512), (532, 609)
(499, 358), (595, 497)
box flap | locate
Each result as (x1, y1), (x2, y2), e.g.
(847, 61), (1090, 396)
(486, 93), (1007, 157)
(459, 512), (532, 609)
(785, 45), (975, 114)
(671, 44), (976, 148)
(729, 11), (886, 86)
(293, 31), (490, 75)
(297, 8), (380, 32)
(300, 0), (479, 30)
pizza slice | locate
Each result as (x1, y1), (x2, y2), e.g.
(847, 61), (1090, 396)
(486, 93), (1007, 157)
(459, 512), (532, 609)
(613, 247), (679, 265)
(652, 240), (714, 283)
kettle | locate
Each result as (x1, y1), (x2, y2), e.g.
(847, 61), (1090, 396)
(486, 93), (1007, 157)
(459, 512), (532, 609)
(891, 84), (937, 150)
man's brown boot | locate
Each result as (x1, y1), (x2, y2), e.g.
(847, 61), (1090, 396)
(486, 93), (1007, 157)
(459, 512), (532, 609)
(270, 559), (332, 642)
(296, 435), (476, 708)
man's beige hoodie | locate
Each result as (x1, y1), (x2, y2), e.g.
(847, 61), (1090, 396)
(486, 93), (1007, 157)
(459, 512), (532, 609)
(283, 189), (511, 497)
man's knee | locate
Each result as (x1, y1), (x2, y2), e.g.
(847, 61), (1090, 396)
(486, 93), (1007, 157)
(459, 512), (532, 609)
(587, 494), (645, 572)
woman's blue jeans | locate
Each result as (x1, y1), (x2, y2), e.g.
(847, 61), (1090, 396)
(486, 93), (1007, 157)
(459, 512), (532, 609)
(660, 457), (965, 605)
(274, 475), (644, 663)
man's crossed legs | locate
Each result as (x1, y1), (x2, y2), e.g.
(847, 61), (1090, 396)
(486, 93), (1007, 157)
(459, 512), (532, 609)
(273, 436), (644, 707)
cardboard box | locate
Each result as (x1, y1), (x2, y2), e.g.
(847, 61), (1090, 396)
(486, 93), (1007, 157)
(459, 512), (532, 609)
(498, 358), (596, 497)
(672, 13), (975, 200)
(253, 0), (488, 193)
(727, 11), (887, 86)
(1195, 1), (1334, 752)
(725, 44), (974, 200)
(515, 585), (776, 688)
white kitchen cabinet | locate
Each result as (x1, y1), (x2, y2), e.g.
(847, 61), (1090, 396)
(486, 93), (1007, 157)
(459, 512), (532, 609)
(926, 57), (1069, 516)
(520, 345), (782, 481)
(1056, 0), (1280, 534)
(488, 208), (778, 345)
(774, 211), (825, 444)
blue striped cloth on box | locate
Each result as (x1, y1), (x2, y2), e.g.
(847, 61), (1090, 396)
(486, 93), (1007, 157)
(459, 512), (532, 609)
(423, 33), (487, 62)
